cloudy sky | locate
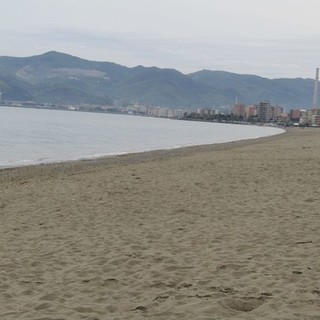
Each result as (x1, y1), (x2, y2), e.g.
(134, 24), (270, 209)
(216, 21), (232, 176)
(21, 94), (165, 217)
(1, 0), (320, 78)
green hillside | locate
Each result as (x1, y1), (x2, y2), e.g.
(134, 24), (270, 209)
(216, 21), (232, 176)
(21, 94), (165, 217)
(0, 51), (315, 109)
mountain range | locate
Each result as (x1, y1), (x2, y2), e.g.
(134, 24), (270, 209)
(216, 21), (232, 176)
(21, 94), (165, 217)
(0, 51), (315, 110)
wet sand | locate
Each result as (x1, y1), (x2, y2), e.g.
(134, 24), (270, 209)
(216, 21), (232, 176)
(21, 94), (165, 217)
(1, 128), (320, 320)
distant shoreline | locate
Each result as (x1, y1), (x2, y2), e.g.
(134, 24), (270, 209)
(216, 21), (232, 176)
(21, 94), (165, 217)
(1, 103), (286, 127)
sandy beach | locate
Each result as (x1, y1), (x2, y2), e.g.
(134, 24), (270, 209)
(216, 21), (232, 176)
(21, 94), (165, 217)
(1, 128), (320, 320)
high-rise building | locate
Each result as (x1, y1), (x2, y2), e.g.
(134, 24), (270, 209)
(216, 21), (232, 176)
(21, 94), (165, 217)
(270, 106), (284, 121)
(290, 109), (301, 121)
(232, 103), (245, 118)
(258, 100), (271, 122)
(245, 105), (258, 119)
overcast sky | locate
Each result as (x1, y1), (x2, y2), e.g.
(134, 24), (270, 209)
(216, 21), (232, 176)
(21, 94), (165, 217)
(1, 0), (320, 78)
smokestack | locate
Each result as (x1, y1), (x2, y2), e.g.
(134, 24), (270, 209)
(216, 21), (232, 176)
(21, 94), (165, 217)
(312, 68), (319, 111)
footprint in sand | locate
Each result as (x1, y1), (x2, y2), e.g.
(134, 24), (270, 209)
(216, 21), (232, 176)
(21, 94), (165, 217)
(220, 297), (266, 313)
(33, 302), (52, 311)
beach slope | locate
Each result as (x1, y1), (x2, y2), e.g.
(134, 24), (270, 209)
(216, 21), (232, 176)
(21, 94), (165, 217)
(1, 128), (320, 319)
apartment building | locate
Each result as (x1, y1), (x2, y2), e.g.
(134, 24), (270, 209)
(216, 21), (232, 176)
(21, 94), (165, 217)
(232, 103), (246, 118)
(258, 100), (271, 122)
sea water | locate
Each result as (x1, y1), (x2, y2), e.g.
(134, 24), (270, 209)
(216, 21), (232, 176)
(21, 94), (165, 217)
(0, 106), (284, 168)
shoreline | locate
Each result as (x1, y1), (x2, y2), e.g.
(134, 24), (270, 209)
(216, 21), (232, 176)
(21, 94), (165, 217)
(0, 130), (285, 178)
(0, 105), (284, 170)
(2, 127), (320, 319)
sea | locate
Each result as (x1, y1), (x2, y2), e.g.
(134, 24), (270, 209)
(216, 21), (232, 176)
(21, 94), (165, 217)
(0, 106), (284, 169)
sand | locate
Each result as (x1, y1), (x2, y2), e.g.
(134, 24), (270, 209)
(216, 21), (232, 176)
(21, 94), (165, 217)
(1, 128), (320, 320)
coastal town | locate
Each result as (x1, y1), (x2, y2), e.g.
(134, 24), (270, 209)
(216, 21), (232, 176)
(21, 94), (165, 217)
(1, 97), (319, 127)
(122, 100), (319, 126)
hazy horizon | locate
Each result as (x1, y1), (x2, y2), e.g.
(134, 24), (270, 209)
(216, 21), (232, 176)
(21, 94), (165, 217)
(1, 0), (320, 79)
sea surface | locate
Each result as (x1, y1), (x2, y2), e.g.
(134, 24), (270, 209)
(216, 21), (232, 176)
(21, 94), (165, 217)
(0, 106), (284, 168)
